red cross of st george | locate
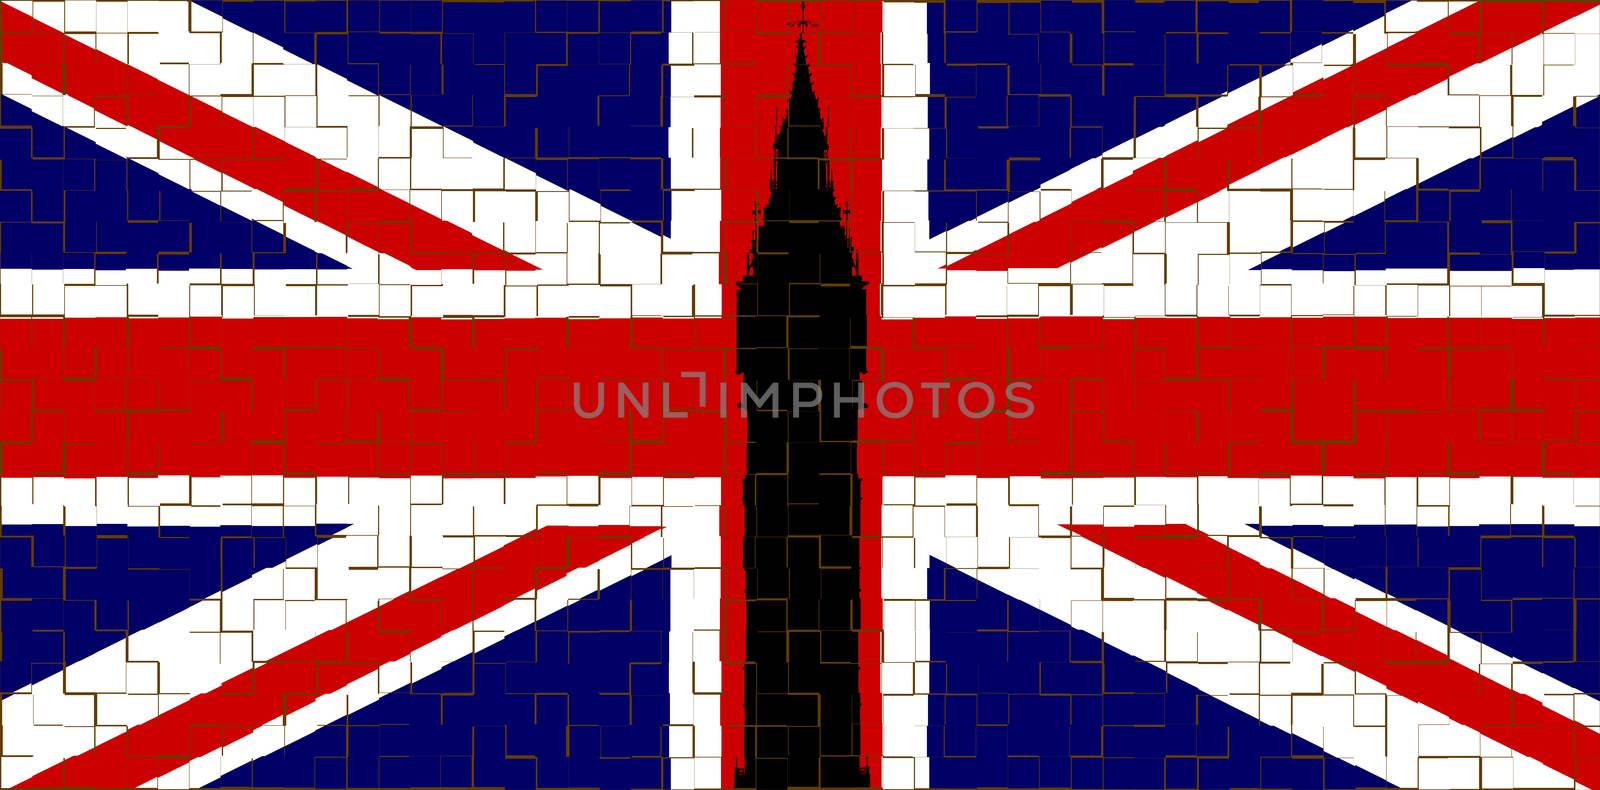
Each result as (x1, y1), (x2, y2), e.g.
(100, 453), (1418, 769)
(2, 1), (1598, 788)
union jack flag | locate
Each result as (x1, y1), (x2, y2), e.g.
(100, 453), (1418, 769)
(0, 0), (1596, 789)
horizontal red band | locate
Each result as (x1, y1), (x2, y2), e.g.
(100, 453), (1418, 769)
(0, 317), (734, 478)
(861, 317), (1600, 478)
(1, 317), (1594, 479)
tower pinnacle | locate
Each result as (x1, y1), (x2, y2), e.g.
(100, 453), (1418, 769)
(745, 27), (858, 281)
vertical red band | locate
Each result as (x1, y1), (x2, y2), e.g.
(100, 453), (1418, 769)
(720, 0), (886, 779)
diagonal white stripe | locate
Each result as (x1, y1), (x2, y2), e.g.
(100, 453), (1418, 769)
(1, 63), (380, 275)
(882, 1), (1600, 318)
(879, 476), (1598, 790)
(0, 477), (723, 789)
(1192, 485), (1600, 731)
(0, 0), (721, 319)
(157, 505), (722, 790)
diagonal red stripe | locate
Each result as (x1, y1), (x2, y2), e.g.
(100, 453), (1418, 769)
(1070, 522), (1600, 789)
(0, 5), (533, 271)
(949, 1), (1598, 271)
(15, 524), (656, 789)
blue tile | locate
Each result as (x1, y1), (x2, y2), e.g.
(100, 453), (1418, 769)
(0, 98), (346, 270)
(196, 0), (671, 232)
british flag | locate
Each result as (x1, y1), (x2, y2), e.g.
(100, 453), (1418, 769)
(0, 1), (1596, 789)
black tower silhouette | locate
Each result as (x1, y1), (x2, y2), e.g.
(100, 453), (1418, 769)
(734, 24), (872, 790)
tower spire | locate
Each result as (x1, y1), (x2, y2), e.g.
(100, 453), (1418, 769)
(746, 13), (855, 276)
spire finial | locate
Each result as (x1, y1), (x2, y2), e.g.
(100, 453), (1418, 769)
(792, 0), (810, 31)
